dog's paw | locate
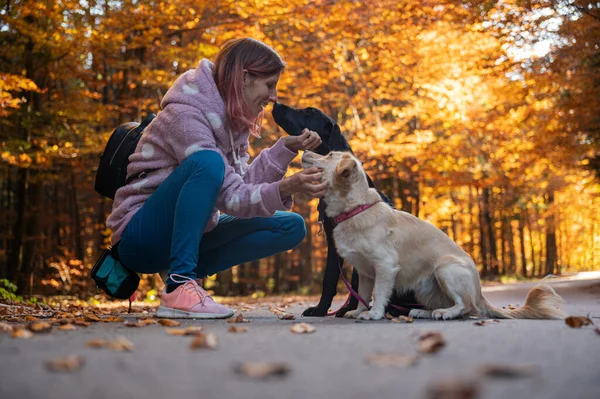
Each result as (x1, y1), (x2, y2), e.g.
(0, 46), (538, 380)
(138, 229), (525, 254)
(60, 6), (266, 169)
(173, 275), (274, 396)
(302, 306), (329, 317)
(356, 310), (384, 321)
(431, 308), (461, 320)
(344, 309), (364, 319)
(335, 306), (357, 318)
(409, 309), (432, 319)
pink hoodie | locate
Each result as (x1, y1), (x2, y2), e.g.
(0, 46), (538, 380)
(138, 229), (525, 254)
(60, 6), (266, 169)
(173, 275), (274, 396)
(106, 59), (297, 245)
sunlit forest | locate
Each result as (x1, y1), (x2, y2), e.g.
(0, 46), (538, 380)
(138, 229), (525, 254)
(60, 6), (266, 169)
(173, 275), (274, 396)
(1, 0), (598, 299)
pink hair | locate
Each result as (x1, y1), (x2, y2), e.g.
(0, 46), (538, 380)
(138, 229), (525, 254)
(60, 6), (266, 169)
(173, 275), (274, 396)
(213, 38), (285, 137)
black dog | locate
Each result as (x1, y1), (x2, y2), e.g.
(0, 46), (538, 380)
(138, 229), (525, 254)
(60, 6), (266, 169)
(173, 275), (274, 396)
(272, 102), (420, 317)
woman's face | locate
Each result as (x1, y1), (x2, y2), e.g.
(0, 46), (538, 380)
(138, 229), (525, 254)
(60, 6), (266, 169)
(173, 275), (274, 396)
(243, 71), (280, 118)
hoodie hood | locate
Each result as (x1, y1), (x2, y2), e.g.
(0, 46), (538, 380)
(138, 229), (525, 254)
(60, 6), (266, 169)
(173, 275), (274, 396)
(161, 59), (247, 176)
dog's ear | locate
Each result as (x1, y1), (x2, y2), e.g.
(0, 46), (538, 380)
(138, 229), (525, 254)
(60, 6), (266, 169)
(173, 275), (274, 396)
(335, 155), (357, 180)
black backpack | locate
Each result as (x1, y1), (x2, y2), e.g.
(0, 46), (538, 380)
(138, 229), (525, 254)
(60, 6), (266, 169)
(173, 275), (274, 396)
(94, 113), (156, 199)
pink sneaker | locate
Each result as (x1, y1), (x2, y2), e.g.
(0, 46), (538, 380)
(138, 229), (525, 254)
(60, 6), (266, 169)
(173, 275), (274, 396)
(156, 274), (234, 319)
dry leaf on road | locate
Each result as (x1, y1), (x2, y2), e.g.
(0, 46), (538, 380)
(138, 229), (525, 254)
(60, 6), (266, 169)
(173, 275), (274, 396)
(157, 319), (181, 327)
(85, 339), (108, 348)
(418, 330), (445, 354)
(385, 313), (414, 323)
(44, 355), (85, 372)
(365, 353), (419, 367)
(85, 336), (134, 351)
(166, 326), (204, 336)
(0, 322), (14, 333)
(565, 316), (593, 328)
(110, 336), (134, 351)
(478, 364), (537, 378)
(426, 379), (479, 399)
(102, 316), (125, 323)
(29, 322), (52, 333)
(58, 323), (77, 331)
(190, 332), (218, 349)
(235, 362), (290, 379)
(290, 323), (316, 334)
(278, 314), (295, 320)
(228, 326), (248, 333)
(124, 319), (158, 327)
(595, 327), (600, 335)
(227, 313), (249, 323)
(72, 320), (92, 327)
(84, 313), (101, 322)
(11, 328), (34, 339)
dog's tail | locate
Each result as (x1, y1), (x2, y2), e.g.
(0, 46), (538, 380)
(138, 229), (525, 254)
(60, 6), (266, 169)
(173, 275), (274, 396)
(480, 283), (566, 319)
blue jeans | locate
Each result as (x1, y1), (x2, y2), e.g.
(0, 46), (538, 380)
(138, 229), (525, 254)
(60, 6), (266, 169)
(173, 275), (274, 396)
(117, 150), (306, 284)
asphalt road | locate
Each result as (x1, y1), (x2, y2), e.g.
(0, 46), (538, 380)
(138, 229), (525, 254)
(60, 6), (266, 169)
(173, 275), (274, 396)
(1, 274), (599, 399)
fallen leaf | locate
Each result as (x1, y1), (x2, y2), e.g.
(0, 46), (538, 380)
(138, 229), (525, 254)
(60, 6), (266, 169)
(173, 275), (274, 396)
(44, 355), (85, 372)
(426, 379), (479, 399)
(85, 339), (108, 348)
(157, 319), (181, 327)
(110, 336), (134, 351)
(290, 323), (316, 334)
(84, 313), (101, 322)
(102, 316), (125, 323)
(418, 330), (445, 354)
(228, 326), (248, 333)
(278, 314), (295, 320)
(73, 319), (92, 327)
(478, 364), (537, 378)
(85, 337), (134, 351)
(12, 328), (34, 339)
(565, 316), (593, 328)
(25, 316), (39, 322)
(58, 323), (77, 331)
(473, 320), (488, 326)
(364, 353), (419, 367)
(166, 326), (204, 336)
(124, 319), (158, 327)
(595, 327), (600, 335)
(29, 322), (53, 333)
(235, 362), (290, 379)
(190, 332), (218, 349)
(385, 313), (413, 323)
(227, 313), (249, 323)
(0, 322), (13, 333)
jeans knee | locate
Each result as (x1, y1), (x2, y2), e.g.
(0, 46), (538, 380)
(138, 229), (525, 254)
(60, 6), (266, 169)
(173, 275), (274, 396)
(284, 212), (306, 247)
(186, 150), (225, 186)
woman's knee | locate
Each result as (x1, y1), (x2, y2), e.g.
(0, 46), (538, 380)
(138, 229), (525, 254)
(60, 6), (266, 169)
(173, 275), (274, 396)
(186, 150), (225, 185)
(281, 212), (306, 247)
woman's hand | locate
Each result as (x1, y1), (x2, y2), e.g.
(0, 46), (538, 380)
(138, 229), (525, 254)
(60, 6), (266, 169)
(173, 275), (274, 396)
(282, 129), (322, 152)
(280, 167), (327, 198)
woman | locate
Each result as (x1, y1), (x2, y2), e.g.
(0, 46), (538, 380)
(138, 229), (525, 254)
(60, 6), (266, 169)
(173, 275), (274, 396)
(106, 38), (326, 319)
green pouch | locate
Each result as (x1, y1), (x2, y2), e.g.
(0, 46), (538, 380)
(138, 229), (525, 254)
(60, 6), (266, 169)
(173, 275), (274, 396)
(90, 247), (139, 300)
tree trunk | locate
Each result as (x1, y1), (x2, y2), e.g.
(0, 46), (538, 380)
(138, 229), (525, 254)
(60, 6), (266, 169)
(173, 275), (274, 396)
(545, 190), (557, 276)
(518, 214), (528, 277)
(478, 188), (489, 276)
(7, 167), (28, 285)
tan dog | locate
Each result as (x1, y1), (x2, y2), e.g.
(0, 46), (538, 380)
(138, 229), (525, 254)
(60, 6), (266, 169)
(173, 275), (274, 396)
(302, 151), (565, 321)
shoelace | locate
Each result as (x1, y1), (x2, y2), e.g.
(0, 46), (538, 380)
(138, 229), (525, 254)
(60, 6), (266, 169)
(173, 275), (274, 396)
(169, 274), (210, 305)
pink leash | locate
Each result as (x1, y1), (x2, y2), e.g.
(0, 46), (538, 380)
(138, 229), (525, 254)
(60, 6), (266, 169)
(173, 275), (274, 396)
(326, 258), (418, 316)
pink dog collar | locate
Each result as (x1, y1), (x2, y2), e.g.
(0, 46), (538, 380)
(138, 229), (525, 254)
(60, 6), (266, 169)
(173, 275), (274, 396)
(333, 201), (380, 225)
